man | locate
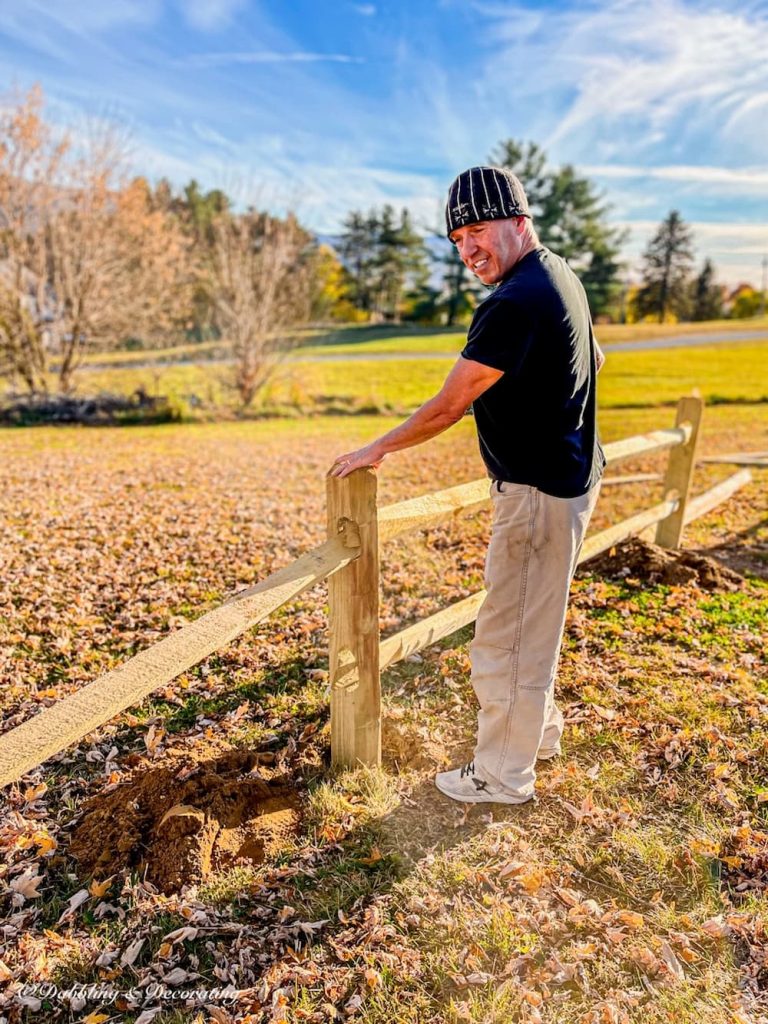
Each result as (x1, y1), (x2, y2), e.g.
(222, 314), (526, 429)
(329, 166), (605, 806)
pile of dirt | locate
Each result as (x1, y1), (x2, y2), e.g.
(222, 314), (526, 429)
(584, 537), (743, 591)
(71, 749), (301, 893)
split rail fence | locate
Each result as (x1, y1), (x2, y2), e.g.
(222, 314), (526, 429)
(0, 395), (755, 787)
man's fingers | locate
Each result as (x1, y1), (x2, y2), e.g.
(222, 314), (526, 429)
(328, 454), (355, 478)
(328, 448), (384, 478)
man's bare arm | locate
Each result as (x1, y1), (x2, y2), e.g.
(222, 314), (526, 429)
(328, 357), (503, 477)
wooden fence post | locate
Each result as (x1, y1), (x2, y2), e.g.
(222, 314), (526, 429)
(326, 468), (381, 768)
(655, 394), (704, 548)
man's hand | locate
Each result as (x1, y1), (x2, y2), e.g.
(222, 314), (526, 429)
(328, 441), (387, 478)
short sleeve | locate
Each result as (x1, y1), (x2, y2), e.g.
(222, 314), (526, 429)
(461, 295), (534, 377)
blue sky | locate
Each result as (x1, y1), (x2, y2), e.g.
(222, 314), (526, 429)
(1, 0), (767, 285)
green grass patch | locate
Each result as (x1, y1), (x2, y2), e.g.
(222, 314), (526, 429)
(56, 338), (768, 416)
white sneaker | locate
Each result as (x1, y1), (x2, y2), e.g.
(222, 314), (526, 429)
(434, 762), (533, 805)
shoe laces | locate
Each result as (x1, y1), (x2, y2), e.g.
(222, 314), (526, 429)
(460, 761), (488, 791)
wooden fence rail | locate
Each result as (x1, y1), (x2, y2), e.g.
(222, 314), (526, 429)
(0, 394), (755, 787)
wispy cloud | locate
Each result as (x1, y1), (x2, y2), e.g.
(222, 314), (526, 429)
(176, 50), (364, 68)
(586, 164), (768, 193)
(177, 0), (247, 32)
(353, 3), (377, 15)
(24, 0), (160, 33)
(483, 0), (768, 167)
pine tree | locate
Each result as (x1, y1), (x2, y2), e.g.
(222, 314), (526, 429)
(339, 206), (428, 320)
(338, 210), (377, 313)
(490, 140), (624, 316)
(635, 211), (694, 323)
(690, 258), (723, 321)
(441, 243), (481, 325)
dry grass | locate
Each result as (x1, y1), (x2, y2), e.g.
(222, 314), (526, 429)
(0, 406), (766, 1023)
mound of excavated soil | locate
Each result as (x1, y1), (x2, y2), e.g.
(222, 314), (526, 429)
(71, 749), (301, 893)
(584, 537), (743, 592)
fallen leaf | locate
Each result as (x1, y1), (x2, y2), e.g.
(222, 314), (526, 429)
(359, 846), (382, 865)
(89, 877), (113, 898)
(58, 888), (90, 924)
(157, 804), (205, 829)
(134, 1011), (162, 1024)
(10, 868), (44, 901)
(616, 910), (644, 930)
(163, 967), (191, 986)
(660, 940), (685, 980)
(23, 782), (48, 803)
(592, 705), (616, 720)
(701, 916), (730, 938)
(120, 937), (145, 967)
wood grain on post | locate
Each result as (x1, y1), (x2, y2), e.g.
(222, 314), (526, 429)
(327, 469), (381, 768)
(655, 396), (704, 548)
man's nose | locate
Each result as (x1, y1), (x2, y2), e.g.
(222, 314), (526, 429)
(459, 236), (478, 261)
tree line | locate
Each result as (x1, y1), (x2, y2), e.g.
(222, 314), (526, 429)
(0, 88), (322, 405)
(0, 87), (760, 407)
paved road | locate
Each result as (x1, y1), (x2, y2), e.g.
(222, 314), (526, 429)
(76, 329), (768, 371)
(294, 330), (768, 361)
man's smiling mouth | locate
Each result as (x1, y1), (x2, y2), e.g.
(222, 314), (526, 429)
(473, 258), (489, 271)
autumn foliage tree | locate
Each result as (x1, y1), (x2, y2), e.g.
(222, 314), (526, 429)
(0, 87), (192, 394)
(209, 209), (312, 406)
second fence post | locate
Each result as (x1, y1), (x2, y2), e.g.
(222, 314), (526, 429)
(326, 468), (381, 768)
(655, 394), (704, 548)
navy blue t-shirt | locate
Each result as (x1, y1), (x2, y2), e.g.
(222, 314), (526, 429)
(461, 246), (605, 499)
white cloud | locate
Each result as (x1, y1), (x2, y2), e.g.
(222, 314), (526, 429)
(482, 1), (768, 167)
(353, 3), (377, 15)
(177, 0), (247, 32)
(619, 219), (768, 286)
(586, 164), (768, 193)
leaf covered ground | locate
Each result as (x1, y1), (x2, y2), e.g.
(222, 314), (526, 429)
(0, 405), (767, 1024)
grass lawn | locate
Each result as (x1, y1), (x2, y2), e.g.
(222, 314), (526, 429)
(64, 315), (768, 369)
(1, 403), (767, 1022)
(67, 339), (768, 415)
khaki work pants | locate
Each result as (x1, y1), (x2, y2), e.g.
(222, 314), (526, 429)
(470, 479), (600, 801)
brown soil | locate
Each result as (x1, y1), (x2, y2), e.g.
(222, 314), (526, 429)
(70, 748), (301, 893)
(583, 537), (743, 591)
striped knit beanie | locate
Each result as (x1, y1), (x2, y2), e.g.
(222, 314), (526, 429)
(445, 166), (530, 236)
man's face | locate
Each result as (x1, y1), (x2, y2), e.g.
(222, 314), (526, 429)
(449, 217), (528, 285)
